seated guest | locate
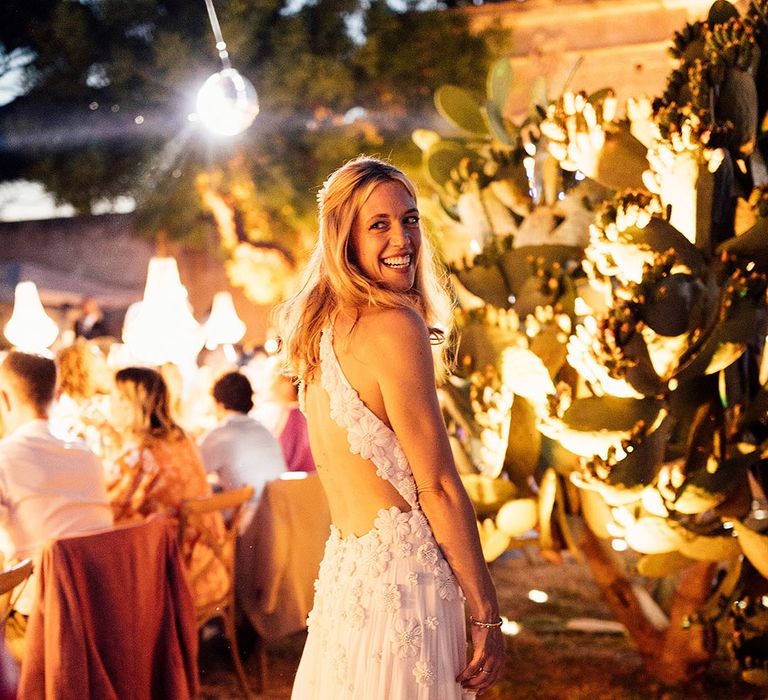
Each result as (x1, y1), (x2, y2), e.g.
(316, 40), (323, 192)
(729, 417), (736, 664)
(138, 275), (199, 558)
(270, 374), (316, 474)
(106, 366), (226, 607)
(50, 341), (113, 457)
(199, 372), (286, 506)
(0, 351), (113, 651)
(73, 297), (107, 339)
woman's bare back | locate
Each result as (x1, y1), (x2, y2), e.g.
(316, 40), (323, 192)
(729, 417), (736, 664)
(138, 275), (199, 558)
(304, 313), (410, 537)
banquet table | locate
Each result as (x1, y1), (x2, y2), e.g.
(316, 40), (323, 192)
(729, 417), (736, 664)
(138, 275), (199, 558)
(237, 474), (331, 642)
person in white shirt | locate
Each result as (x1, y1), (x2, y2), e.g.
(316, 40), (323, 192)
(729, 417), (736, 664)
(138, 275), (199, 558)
(199, 371), (286, 510)
(0, 351), (113, 652)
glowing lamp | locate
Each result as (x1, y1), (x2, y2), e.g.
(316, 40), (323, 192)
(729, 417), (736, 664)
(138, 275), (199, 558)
(196, 68), (259, 136)
(122, 257), (205, 365)
(4, 281), (59, 353)
(204, 291), (246, 349)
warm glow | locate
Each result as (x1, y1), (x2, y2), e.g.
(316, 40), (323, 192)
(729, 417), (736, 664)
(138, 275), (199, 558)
(611, 506), (636, 529)
(205, 291), (246, 349)
(500, 617), (521, 636)
(641, 328), (689, 380)
(264, 337), (279, 354)
(122, 257), (205, 365)
(528, 589), (549, 604)
(565, 326), (644, 399)
(538, 416), (632, 459)
(574, 297), (593, 316)
(280, 471), (308, 480)
(500, 346), (555, 411)
(196, 68), (259, 136)
(641, 486), (669, 517)
(645, 145), (698, 244)
(3, 281), (59, 353)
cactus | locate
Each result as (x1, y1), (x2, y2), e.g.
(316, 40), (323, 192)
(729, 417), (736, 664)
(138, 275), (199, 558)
(486, 58), (514, 113)
(669, 21), (707, 62)
(706, 18), (757, 72)
(708, 0), (741, 26)
(434, 85), (489, 136)
(420, 15), (768, 682)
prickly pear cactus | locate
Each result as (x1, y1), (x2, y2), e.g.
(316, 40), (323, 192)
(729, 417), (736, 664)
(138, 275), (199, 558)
(418, 0), (768, 685)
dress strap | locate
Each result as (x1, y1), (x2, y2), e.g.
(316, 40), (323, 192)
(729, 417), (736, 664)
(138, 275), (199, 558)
(319, 326), (419, 509)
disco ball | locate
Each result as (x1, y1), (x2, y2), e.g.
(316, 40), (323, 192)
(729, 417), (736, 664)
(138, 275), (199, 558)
(196, 68), (259, 136)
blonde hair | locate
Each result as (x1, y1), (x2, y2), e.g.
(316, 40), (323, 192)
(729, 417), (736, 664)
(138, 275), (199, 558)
(273, 156), (454, 381)
(114, 366), (184, 442)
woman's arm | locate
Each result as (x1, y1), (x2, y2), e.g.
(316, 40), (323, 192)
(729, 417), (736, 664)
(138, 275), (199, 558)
(359, 307), (505, 692)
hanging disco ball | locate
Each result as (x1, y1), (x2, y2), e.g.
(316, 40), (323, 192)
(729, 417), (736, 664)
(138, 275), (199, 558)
(195, 67), (259, 136)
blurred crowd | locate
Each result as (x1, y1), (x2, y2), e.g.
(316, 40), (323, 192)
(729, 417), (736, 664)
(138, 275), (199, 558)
(45, 335), (314, 478)
(0, 312), (315, 669)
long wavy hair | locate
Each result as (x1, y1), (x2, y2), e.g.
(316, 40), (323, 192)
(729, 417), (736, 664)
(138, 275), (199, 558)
(273, 156), (454, 382)
(114, 366), (184, 443)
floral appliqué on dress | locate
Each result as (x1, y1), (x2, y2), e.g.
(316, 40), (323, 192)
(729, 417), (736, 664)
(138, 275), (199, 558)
(292, 327), (469, 699)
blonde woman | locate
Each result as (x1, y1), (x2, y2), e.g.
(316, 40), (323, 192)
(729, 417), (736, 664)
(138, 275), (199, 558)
(275, 157), (505, 699)
(106, 366), (226, 606)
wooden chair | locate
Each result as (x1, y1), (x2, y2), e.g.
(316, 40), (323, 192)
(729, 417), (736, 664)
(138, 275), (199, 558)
(178, 485), (258, 698)
(0, 559), (33, 629)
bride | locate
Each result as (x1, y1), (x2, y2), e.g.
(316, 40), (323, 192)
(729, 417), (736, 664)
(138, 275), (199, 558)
(275, 156), (505, 698)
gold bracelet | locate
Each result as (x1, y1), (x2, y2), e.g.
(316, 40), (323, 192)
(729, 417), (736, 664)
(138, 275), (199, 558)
(470, 615), (503, 628)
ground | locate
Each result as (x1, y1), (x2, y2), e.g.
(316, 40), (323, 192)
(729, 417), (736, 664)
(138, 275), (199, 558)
(199, 550), (763, 699)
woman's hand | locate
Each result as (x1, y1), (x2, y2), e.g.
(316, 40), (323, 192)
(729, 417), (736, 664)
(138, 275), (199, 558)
(360, 308), (507, 692)
(457, 623), (506, 694)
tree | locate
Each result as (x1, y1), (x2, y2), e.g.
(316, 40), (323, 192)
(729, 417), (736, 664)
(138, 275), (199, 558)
(0, 0), (496, 254)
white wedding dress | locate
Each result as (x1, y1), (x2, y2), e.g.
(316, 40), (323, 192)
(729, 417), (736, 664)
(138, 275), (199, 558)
(291, 327), (472, 699)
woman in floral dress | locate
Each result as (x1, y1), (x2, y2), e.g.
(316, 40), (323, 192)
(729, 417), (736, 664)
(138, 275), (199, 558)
(106, 366), (227, 608)
(276, 157), (505, 698)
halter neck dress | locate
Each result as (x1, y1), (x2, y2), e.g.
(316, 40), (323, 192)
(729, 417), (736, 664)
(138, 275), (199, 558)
(291, 327), (472, 699)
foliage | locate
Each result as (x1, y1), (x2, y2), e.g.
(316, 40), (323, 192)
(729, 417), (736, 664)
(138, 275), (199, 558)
(0, 0), (496, 253)
(419, 0), (768, 686)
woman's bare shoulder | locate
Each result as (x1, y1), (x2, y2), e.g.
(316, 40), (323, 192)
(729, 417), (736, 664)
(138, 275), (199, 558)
(353, 307), (433, 376)
(355, 306), (429, 347)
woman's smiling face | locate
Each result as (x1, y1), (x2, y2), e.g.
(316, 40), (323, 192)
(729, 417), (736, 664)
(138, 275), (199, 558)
(349, 180), (421, 293)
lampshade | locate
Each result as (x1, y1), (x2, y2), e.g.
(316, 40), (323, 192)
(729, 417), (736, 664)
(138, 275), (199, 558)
(196, 68), (259, 136)
(122, 257), (205, 365)
(205, 291), (246, 349)
(4, 281), (59, 353)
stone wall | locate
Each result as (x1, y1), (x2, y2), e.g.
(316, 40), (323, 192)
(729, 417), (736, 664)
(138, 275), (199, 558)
(465, 0), (725, 117)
